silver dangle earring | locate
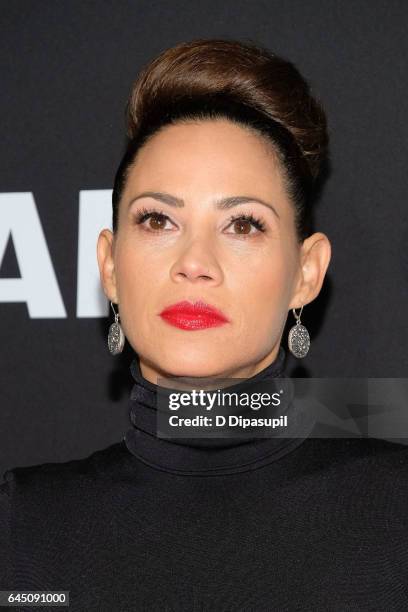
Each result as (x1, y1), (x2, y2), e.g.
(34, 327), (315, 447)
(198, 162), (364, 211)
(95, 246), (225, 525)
(288, 305), (310, 359)
(107, 301), (125, 355)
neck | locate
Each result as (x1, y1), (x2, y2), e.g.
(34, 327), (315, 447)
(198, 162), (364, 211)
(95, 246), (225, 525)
(123, 344), (315, 475)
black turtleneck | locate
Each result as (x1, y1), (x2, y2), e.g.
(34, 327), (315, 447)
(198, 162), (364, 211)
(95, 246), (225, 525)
(1, 346), (408, 611)
(124, 344), (316, 476)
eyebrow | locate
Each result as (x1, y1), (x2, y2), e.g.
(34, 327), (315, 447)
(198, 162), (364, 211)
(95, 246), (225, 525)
(127, 191), (280, 219)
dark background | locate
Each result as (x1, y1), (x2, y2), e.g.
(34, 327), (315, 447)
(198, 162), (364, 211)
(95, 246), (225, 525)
(1, 0), (407, 477)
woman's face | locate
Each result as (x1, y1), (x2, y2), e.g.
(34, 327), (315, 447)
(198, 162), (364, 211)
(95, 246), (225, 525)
(98, 118), (330, 381)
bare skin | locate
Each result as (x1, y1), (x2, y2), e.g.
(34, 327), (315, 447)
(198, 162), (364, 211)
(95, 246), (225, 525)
(97, 118), (331, 383)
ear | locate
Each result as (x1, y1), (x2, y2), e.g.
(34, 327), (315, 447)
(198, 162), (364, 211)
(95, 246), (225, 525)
(289, 232), (332, 309)
(97, 229), (119, 303)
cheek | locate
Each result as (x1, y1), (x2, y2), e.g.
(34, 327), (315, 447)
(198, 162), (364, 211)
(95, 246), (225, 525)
(115, 235), (158, 290)
(228, 246), (295, 352)
(113, 240), (150, 322)
(229, 246), (293, 318)
(113, 239), (172, 344)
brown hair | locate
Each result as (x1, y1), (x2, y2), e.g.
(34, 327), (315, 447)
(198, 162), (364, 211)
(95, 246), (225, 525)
(112, 38), (329, 240)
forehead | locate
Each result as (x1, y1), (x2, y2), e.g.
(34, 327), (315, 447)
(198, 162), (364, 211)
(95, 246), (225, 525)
(125, 119), (286, 195)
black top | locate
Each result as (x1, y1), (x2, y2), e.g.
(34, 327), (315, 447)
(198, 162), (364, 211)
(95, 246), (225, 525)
(1, 347), (408, 611)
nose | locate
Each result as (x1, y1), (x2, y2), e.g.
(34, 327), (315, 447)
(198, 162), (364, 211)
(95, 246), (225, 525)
(170, 238), (222, 284)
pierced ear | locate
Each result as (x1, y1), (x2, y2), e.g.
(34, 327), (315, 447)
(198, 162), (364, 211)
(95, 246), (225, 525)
(97, 229), (119, 303)
(289, 232), (331, 309)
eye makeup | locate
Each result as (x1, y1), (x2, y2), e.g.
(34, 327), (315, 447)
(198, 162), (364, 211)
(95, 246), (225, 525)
(132, 206), (268, 235)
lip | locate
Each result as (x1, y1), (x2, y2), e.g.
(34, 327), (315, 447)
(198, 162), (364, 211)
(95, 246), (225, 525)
(159, 300), (230, 330)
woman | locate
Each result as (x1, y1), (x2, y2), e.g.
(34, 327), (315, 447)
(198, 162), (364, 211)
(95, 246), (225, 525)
(1, 39), (407, 611)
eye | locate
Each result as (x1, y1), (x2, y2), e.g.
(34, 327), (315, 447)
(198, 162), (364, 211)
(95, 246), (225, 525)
(133, 206), (175, 231)
(225, 213), (266, 235)
(133, 207), (267, 235)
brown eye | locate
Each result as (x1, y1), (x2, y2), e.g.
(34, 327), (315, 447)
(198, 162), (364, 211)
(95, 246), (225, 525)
(225, 213), (266, 235)
(134, 208), (174, 231)
(147, 213), (168, 230)
(233, 219), (252, 234)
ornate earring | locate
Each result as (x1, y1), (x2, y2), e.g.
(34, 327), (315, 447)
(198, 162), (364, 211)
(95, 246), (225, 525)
(107, 301), (125, 355)
(288, 305), (310, 358)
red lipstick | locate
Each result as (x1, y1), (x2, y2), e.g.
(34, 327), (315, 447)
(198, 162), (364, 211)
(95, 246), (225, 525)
(159, 300), (230, 330)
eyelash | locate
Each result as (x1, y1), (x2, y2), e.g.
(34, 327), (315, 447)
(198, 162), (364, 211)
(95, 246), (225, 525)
(133, 206), (266, 234)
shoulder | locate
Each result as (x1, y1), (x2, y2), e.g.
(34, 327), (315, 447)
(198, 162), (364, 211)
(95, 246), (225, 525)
(303, 435), (408, 470)
(0, 441), (131, 582)
(295, 434), (408, 496)
(349, 436), (408, 483)
(301, 436), (408, 510)
(335, 435), (408, 464)
(0, 439), (128, 498)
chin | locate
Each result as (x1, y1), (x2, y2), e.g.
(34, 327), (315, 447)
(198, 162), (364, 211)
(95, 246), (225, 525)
(158, 352), (229, 380)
